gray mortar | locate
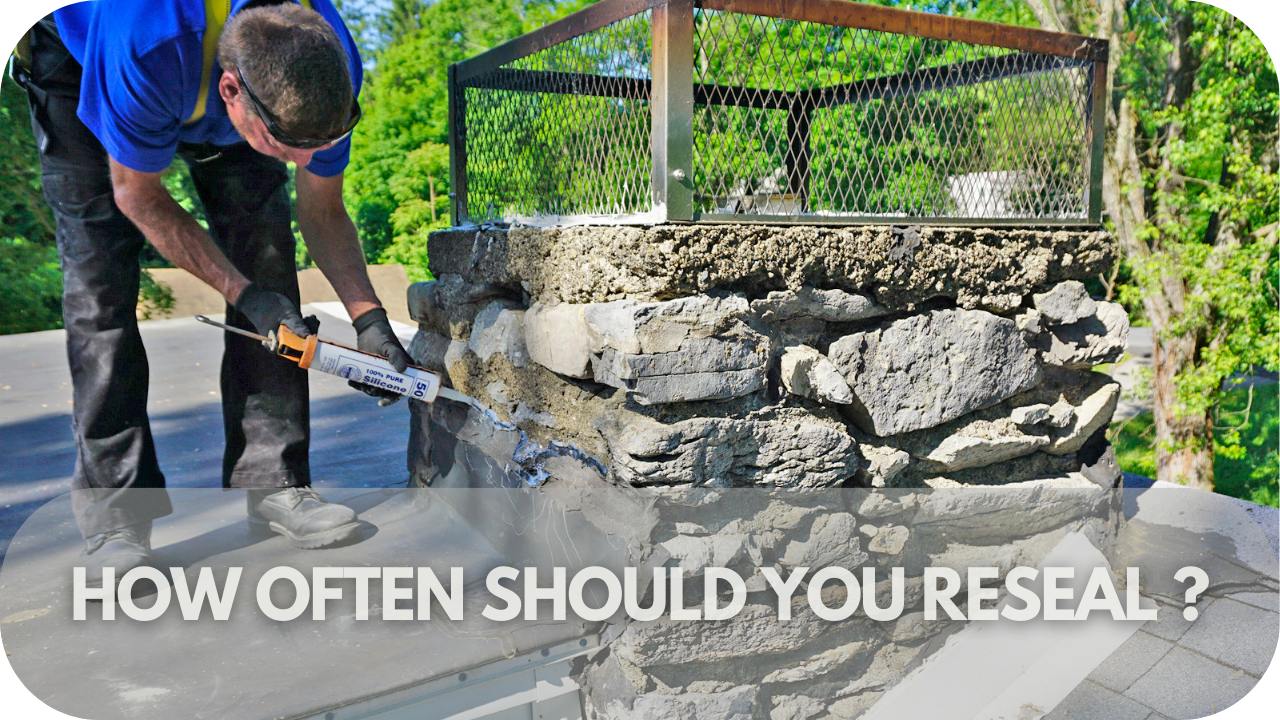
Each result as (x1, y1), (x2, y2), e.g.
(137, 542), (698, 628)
(429, 224), (1115, 310)
(443, 351), (626, 463)
(434, 348), (793, 475)
(416, 389), (610, 489)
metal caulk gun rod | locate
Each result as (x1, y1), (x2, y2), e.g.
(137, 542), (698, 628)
(195, 315), (271, 342)
(196, 313), (483, 408)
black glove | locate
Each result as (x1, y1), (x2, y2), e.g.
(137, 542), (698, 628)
(235, 282), (312, 348)
(351, 307), (413, 407)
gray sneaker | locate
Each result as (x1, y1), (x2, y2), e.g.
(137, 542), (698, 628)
(79, 521), (153, 588)
(247, 487), (361, 549)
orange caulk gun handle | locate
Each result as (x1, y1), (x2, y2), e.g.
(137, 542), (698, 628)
(272, 326), (320, 369)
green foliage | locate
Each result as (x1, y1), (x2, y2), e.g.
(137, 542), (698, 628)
(137, 270), (176, 321)
(0, 235), (176, 331)
(345, 0), (525, 262)
(378, 142), (447, 279)
(378, 0), (433, 48)
(950, 0), (1038, 27)
(521, 0), (595, 33)
(345, 0), (592, 272)
(1112, 383), (1279, 507)
(3, 49), (61, 335)
(1213, 383), (1280, 507)
(0, 236), (62, 335)
(0, 78), (54, 245)
(1113, 5), (1279, 460)
(1110, 411), (1158, 479)
(388, 142), (450, 236)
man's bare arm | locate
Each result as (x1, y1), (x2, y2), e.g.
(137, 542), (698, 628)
(294, 166), (382, 321)
(109, 158), (251, 304)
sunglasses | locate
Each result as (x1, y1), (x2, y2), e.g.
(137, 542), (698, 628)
(237, 67), (360, 150)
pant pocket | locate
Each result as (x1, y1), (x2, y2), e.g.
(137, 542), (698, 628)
(40, 172), (115, 221)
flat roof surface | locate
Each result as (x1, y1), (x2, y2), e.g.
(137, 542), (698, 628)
(0, 308), (414, 562)
(0, 486), (604, 720)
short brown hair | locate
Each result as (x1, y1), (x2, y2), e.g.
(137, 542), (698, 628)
(218, 3), (353, 138)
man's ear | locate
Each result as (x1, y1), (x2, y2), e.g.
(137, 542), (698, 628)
(217, 70), (241, 106)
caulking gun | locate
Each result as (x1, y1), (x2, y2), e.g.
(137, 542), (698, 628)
(195, 315), (474, 405)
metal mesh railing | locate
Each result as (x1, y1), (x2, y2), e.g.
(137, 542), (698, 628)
(692, 12), (1094, 220)
(450, 0), (1108, 226)
(455, 9), (654, 221)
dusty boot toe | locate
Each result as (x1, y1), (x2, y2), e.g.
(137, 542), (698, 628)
(78, 521), (153, 588)
(248, 488), (361, 549)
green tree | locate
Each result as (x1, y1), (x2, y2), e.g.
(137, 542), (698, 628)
(689, 9), (1053, 217)
(1, 74), (61, 333)
(345, 0), (525, 262)
(522, 0), (595, 32)
(1027, 0), (1279, 491)
(380, 141), (449, 278)
(378, 0), (432, 48)
(333, 0), (387, 69)
(0, 78), (54, 244)
(0, 236), (62, 334)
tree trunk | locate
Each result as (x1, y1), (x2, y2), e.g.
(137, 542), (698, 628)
(1146, 7), (1213, 490)
(1024, 0), (1083, 34)
(1029, 0), (1216, 490)
(1152, 331), (1216, 491)
(1105, 98), (1149, 259)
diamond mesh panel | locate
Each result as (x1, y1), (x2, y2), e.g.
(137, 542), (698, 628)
(692, 10), (1095, 221)
(460, 11), (654, 222)
(455, 6), (1098, 224)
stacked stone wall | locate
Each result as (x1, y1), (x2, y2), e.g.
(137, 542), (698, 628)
(558, 485), (1118, 720)
(404, 223), (1129, 719)
(408, 224), (1126, 492)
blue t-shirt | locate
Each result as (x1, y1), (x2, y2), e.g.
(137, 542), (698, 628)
(54, 0), (362, 177)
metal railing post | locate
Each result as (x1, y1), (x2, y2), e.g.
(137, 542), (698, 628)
(448, 63), (468, 226)
(651, 0), (696, 221)
(1087, 55), (1108, 225)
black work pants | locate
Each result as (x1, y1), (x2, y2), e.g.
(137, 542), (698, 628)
(20, 18), (311, 539)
